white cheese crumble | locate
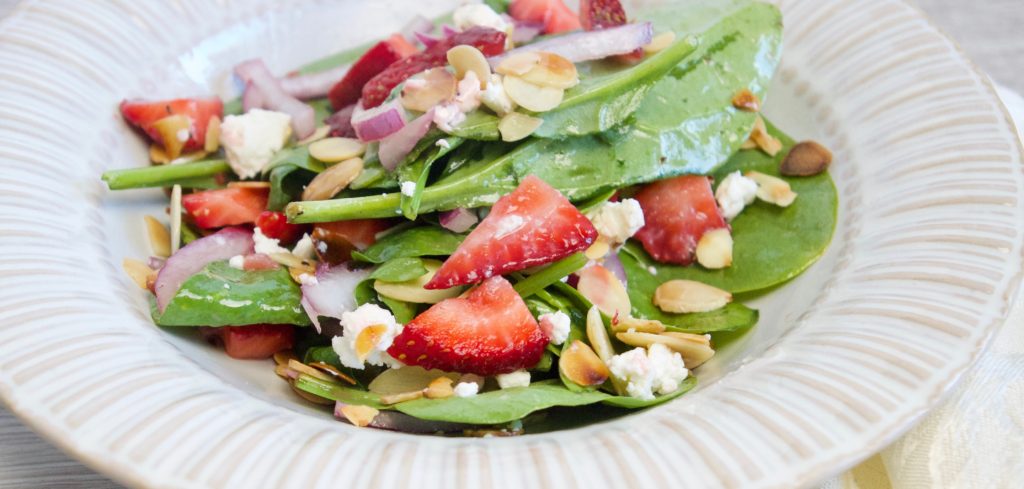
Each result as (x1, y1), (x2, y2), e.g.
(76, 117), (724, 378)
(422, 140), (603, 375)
(454, 70), (482, 113)
(228, 255), (246, 270)
(586, 199), (645, 245)
(433, 103), (467, 132)
(219, 109), (292, 179)
(538, 311), (571, 345)
(453, 382), (480, 397)
(291, 233), (315, 260)
(481, 74), (516, 116)
(453, 3), (510, 34)
(331, 303), (404, 370)
(400, 181), (417, 197)
(495, 369), (531, 389)
(715, 171), (758, 221)
(436, 139), (451, 150)
(298, 273), (318, 286)
(253, 227), (289, 256)
(607, 343), (688, 400)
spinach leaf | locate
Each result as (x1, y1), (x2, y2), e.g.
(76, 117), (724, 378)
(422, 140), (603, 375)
(351, 226), (465, 263)
(304, 346), (342, 367)
(380, 295), (419, 324)
(394, 380), (610, 424)
(447, 111), (501, 141)
(512, 253), (587, 298)
(369, 257), (429, 283)
(264, 146), (327, 211)
(153, 260), (310, 327)
(293, 374), (388, 410)
(398, 133), (464, 219)
(619, 121), (838, 295)
(602, 376), (697, 408)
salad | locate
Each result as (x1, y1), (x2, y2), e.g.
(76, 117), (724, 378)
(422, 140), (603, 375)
(103, 0), (837, 435)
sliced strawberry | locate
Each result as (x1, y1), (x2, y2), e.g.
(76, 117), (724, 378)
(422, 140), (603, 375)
(221, 324), (294, 360)
(327, 35), (418, 110)
(425, 175), (597, 290)
(387, 276), (547, 375)
(255, 211), (308, 246)
(633, 175), (727, 266)
(579, 0), (643, 63)
(509, 0), (582, 34)
(181, 187), (269, 229)
(242, 253), (280, 271)
(120, 97), (223, 155)
(361, 26), (507, 108)
(311, 219), (392, 265)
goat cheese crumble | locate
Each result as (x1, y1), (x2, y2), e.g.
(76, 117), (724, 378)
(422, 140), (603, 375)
(587, 199), (645, 245)
(453, 3), (510, 34)
(219, 109), (292, 179)
(538, 311), (571, 345)
(715, 171), (758, 221)
(331, 304), (404, 370)
(400, 181), (417, 197)
(495, 369), (531, 389)
(453, 382), (480, 397)
(607, 343), (688, 400)
(253, 227), (289, 256)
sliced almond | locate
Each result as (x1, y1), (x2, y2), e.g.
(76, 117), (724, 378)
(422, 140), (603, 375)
(296, 125), (330, 146)
(354, 324), (389, 362)
(746, 170), (797, 207)
(653, 279), (732, 314)
(374, 259), (463, 304)
(290, 382), (335, 405)
(616, 331), (715, 369)
(302, 157), (363, 201)
(498, 112), (543, 142)
(287, 359), (337, 384)
(144, 215), (171, 258)
(338, 404), (380, 427)
(227, 181), (272, 189)
(612, 316), (667, 334)
(780, 141), (832, 176)
(644, 31), (677, 54)
(447, 45), (491, 87)
(149, 144), (170, 164)
(585, 306), (615, 363)
(122, 258), (155, 290)
(369, 366), (461, 396)
(731, 88), (761, 112)
(151, 114), (191, 160)
(516, 52), (578, 89)
(424, 377), (455, 399)
(273, 351), (298, 366)
(288, 265), (316, 283)
(577, 264), (631, 318)
(274, 363), (292, 379)
(749, 115), (783, 156)
(496, 51), (543, 77)
(169, 184), (182, 254)
(584, 239), (611, 260)
(309, 137), (366, 163)
(503, 75), (564, 112)
(402, 68), (457, 112)
(379, 389), (425, 405)
(740, 139), (758, 150)
(309, 361), (357, 385)
(695, 228), (733, 270)
(204, 116), (222, 153)
(559, 340), (610, 387)
(267, 252), (312, 269)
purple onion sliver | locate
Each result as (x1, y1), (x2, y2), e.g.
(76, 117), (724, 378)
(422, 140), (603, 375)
(602, 251), (629, 288)
(325, 104), (357, 138)
(441, 24), (459, 38)
(241, 81), (265, 112)
(489, 22), (654, 67)
(439, 208), (478, 233)
(415, 31), (441, 49)
(279, 64), (350, 100)
(154, 227), (254, 312)
(378, 108), (435, 171)
(511, 21), (544, 44)
(300, 296), (322, 333)
(300, 264), (368, 321)
(234, 58), (317, 138)
(351, 99), (408, 142)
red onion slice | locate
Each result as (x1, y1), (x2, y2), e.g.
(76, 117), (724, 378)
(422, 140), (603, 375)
(241, 81), (266, 112)
(378, 108), (435, 171)
(335, 401), (472, 433)
(235, 59), (317, 138)
(280, 65), (351, 100)
(351, 99), (408, 142)
(154, 227), (254, 312)
(300, 263), (369, 327)
(511, 21), (544, 44)
(490, 22), (653, 66)
(602, 251), (628, 287)
(414, 31), (441, 49)
(439, 208), (478, 233)
(441, 24), (459, 38)
(326, 104), (357, 138)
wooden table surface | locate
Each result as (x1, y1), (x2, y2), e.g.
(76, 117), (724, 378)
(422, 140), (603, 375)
(1, 1), (1022, 488)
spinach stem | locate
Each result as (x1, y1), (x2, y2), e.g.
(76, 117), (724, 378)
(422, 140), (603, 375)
(513, 253), (588, 298)
(102, 160), (230, 190)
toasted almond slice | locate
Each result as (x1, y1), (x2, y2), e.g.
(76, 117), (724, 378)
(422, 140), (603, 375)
(577, 265), (631, 318)
(503, 76), (564, 112)
(516, 52), (578, 89)
(309, 137), (366, 163)
(662, 331), (712, 347)
(424, 376), (455, 399)
(369, 367), (461, 395)
(695, 228), (733, 270)
(204, 116), (222, 153)
(780, 141), (832, 176)
(447, 45), (491, 87)
(374, 259), (463, 304)
(338, 404), (380, 426)
(227, 181), (272, 189)
(559, 340), (610, 387)
(585, 306), (615, 362)
(302, 157), (363, 201)
(740, 139), (758, 150)
(644, 31), (677, 54)
(144, 215), (171, 258)
(169, 184), (182, 254)
(288, 265), (316, 283)
(498, 112), (543, 142)
(297, 125), (330, 146)
(654, 279), (732, 314)
(731, 88), (761, 112)
(273, 351), (298, 366)
(274, 363), (292, 379)
(308, 361), (357, 385)
(584, 239), (611, 260)
(267, 252), (312, 269)
(290, 382), (335, 405)
(354, 324), (389, 362)
(171, 151), (210, 164)
(749, 115), (783, 156)
(615, 332), (715, 369)
(287, 359), (337, 383)
(746, 170), (797, 207)
(152, 114), (191, 160)
(612, 316), (667, 334)
(149, 144), (170, 164)
(496, 51), (543, 76)
(402, 68), (457, 112)
(122, 258), (155, 290)
(379, 389), (425, 405)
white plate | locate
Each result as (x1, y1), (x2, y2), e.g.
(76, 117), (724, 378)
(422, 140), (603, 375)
(0, 1), (1021, 487)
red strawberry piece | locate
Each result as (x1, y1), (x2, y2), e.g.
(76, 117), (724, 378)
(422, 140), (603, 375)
(327, 35), (416, 111)
(579, 0), (643, 63)
(311, 219), (392, 265)
(255, 211), (308, 246)
(387, 276), (547, 375)
(181, 187), (269, 229)
(425, 175), (597, 290)
(242, 253), (280, 271)
(221, 324), (294, 359)
(361, 26), (507, 108)
(509, 0), (582, 34)
(633, 175), (727, 266)
(120, 97), (223, 154)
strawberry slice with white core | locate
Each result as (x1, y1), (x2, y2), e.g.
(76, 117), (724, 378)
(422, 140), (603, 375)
(633, 175), (728, 266)
(425, 175), (597, 290)
(387, 276), (548, 375)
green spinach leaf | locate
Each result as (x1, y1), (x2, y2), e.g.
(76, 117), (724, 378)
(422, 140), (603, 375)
(602, 376), (697, 408)
(394, 380), (610, 424)
(369, 257), (429, 283)
(351, 226), (465, 263)
(293, 374), (388, 410)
